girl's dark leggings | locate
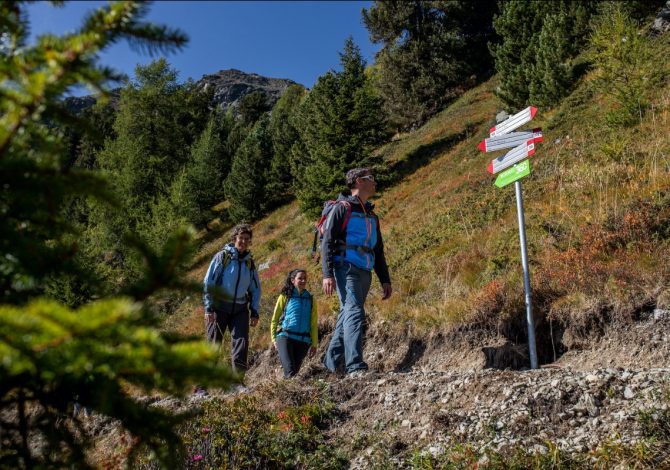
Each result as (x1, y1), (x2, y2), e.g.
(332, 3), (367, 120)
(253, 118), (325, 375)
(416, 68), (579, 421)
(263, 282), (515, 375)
(275, 336), (310, 378)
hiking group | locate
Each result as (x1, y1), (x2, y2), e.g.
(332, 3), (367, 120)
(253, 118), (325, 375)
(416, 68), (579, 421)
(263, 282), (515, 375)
(200, 168), (392, 389)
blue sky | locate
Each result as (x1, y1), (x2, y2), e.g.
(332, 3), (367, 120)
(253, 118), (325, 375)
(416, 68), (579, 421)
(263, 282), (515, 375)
(26, 1), (380, 91)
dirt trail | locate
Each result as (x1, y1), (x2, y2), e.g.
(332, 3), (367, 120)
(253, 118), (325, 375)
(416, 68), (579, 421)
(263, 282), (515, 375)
(242, 313), (670, 465)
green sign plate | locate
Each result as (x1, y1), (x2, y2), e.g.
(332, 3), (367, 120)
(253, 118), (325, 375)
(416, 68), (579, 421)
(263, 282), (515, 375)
(494, 159), (531, 188)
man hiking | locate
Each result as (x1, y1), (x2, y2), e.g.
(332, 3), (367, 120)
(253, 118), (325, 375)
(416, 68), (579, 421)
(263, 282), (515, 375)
(321, 168), (392, 376)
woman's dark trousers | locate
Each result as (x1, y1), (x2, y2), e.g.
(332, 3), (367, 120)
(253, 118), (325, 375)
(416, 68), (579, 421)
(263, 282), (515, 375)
(276, 336), (310, 378)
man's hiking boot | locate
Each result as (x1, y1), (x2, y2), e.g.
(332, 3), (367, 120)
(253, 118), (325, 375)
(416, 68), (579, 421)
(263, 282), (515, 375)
(346, 369), (369, 379)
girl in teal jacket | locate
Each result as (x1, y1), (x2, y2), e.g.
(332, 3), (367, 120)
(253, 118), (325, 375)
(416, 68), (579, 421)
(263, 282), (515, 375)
(270, 269), (318, 378)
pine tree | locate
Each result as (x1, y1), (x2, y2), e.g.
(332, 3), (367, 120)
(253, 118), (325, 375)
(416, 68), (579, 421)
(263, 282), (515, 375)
(0, 3), (235, 467)
(267, 84), (306, 205)
(588, 2), (662, 127)
(363, 0), (498, 129)
(238, 90), (272, 126)
(177, 115), (231, 226)
(224, 115), (273, 221)
(295, 38), (390, 216)
(491, 1), (598, 109)
(529, 11), (572, 107)
(91, 59), (212, 281)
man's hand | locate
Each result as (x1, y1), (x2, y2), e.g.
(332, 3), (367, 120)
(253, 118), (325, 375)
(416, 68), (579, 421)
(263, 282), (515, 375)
(308, 346), (317, 358)
(381, 283), (393, 300)
(322, 277), (336, 296)
(205, 311), (216, 323)
(250, 317), (259, 327)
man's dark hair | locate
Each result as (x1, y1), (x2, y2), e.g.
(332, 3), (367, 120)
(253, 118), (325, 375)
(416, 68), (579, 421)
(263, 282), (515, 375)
(230, 223), (253, 242)
(346, 168), (372, 189)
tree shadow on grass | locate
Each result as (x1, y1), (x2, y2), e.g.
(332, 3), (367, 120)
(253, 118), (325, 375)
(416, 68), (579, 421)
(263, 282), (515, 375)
(379, 121), (483, 189)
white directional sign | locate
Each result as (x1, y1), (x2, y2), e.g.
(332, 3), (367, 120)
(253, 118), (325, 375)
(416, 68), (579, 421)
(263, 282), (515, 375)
(487, 140), (536, 174)
(489, 106), (537, 137)
(478, 128), (543, 153)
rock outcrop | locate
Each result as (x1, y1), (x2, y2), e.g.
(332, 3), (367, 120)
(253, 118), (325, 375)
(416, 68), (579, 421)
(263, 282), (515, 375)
(652, 1), (670, 35)
(63, 69), (300, 116)
(198, 68), (299, 110)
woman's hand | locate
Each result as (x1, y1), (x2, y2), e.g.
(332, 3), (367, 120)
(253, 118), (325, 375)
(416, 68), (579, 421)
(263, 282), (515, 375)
(205, 311), (216, 323)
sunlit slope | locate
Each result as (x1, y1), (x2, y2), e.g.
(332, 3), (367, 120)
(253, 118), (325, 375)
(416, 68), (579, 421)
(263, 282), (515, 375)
(176, 55), (670, 354)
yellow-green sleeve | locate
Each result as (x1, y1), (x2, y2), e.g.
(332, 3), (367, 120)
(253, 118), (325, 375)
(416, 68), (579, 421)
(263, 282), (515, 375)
(310, 296), (318, 347)
(270, 294), (286, 343)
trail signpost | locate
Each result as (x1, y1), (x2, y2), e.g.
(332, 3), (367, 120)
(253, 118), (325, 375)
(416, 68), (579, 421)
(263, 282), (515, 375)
(478, 106), (540, 370)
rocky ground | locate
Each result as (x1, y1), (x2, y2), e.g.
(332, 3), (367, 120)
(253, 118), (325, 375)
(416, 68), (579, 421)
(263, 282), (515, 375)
(244, 311), (670, 466)
(80, 313), (670, 467)
(323, 367), (669, 467)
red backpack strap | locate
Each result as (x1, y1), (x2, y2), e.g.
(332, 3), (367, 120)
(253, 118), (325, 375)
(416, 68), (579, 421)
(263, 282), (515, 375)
(340, 201), (352, 231)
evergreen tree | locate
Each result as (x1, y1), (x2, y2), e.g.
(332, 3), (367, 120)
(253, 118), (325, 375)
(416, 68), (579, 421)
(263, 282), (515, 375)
(529, 11), (572, 107)
(177, 114), (231, 226)
(238, 90), (272, 126)
(491, 1), (598, 109)
(295, 38), (390, 216)
(267, 84), (306, 205)
(224, 115), (273, 221)
(91, 59), (212, 281)
(363, 0), (498, 129)
(0, 2), (234, 467)
(589, 2), (662, 127)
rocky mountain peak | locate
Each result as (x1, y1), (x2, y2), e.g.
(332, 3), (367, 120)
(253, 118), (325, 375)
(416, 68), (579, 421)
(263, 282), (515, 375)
(198, 68), (300, 110)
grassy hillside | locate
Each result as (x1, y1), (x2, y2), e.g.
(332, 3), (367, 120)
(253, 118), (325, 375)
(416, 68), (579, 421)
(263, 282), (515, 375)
(167, 34), (670, 364)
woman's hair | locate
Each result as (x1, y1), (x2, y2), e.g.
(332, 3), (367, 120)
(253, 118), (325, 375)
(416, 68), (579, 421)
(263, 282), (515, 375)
(280, 269), (307, 297)
(230, 223), (253, 243)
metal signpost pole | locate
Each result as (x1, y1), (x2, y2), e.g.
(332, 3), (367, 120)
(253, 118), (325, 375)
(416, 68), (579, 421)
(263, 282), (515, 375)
(514, 180), (538, 369)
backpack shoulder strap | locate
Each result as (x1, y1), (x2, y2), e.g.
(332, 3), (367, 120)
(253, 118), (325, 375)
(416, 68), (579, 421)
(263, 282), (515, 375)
(214, 250), (230, 285)
(221, 250), (231, 268)
(339, 200), (353, 231)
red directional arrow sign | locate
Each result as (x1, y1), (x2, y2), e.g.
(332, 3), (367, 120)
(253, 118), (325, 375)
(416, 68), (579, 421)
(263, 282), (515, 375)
(489, 106), (537, 137)
(478, 128), (543, 152)
(487, 140), (537, 174)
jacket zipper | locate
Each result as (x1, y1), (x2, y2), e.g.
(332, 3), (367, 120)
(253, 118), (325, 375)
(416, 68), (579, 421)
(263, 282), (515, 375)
(231, 259), (242, 316)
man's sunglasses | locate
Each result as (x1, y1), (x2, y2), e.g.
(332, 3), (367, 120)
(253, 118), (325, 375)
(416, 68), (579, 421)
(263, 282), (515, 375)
(359, 175), (375, 183)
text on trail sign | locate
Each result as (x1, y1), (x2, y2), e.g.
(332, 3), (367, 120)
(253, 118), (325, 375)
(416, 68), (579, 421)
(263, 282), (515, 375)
(478, 128), (543, 153)
(489, 106), (537, 137)
(495, 160), (531, 188)
(488, 141), (536, 175)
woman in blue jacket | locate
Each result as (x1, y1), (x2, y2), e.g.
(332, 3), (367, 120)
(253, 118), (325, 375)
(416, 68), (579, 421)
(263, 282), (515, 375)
(270, 269), (318, 378)
(203, 224), (261, 373)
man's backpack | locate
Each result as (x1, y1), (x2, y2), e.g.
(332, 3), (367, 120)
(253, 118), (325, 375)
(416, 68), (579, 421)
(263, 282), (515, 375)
(311, 200), (352, 261)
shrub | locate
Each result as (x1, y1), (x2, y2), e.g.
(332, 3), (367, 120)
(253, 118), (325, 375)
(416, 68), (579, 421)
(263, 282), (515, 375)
(177, 383), (345, 469)
(589, 2), (663, 127)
